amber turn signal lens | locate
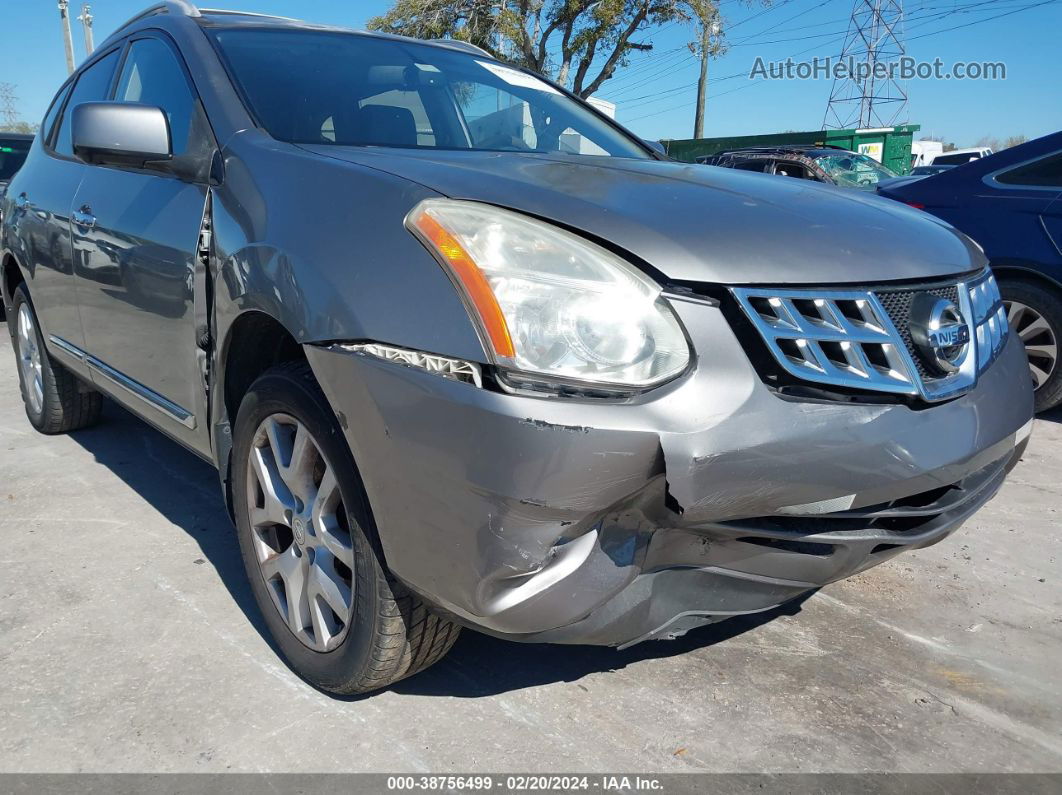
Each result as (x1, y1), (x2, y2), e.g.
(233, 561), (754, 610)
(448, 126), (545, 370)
(410, 210), (515, 359)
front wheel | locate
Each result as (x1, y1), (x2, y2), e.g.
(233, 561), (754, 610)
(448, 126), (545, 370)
(232, 361), (459, 694)
(1000, 279), (1062, 412)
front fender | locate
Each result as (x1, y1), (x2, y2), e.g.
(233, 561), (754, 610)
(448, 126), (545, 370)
(211, 130), (486, 361)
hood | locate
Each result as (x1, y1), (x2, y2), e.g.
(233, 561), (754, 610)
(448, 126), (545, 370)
(300, 145), (983, 286)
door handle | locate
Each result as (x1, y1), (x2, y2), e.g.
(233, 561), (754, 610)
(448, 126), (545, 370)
(72, 205), (96, 230)
(15, 192), (29, 209)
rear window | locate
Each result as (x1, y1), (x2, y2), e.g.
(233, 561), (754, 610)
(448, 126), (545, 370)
(996, 152), (1062, 188)
(0, 138), (31, 180)
(209, 28), (647, 159)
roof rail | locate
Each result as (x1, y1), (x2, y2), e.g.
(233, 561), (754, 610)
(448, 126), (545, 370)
(111, 0), (199, 36)
(430, 39), (492, 57)
(168, 0), (201, 15)
(198, 8), (303, 22)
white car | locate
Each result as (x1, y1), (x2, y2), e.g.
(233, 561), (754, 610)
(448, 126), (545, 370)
(931, 146), (994, 166)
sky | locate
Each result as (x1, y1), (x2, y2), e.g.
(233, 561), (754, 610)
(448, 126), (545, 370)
(1, 0), (1059, 147)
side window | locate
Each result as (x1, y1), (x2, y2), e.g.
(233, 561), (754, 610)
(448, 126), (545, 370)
(452, 81), (609, 156)
(732, 160), (769, 173)
(41, 83), (72, 148)
(774, 161), (810, 180)
(115, 37), (196, 156)
(455, 82), (534, 151)
(355, 90), (434, 147)
(54, 49), (120, 157)
(996, 152), (1062, 189)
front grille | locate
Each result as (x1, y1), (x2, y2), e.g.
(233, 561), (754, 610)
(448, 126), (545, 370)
(732, 269), (1007, 403)
(874, 285), (959, 381)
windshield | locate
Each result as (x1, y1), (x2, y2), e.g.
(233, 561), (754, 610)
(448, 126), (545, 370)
(0, 139), (31, 181)
(210, 29), (648, 159)
(816, 153), (897, 190)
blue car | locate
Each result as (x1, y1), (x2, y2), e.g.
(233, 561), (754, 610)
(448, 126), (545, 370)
(879, 132), (1062, 411)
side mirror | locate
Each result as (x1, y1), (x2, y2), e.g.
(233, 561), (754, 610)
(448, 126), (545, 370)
(643, 139), (667, 156)
(72, 102), (172, 167)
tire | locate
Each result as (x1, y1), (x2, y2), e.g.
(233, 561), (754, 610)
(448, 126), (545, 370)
(8, 284), (103, 434)
(232, 361), (459, 694)
(999, 278), (1062, 412)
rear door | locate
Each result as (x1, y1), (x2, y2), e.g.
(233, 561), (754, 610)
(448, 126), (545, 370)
(1001, 152), (1062, 265)
(71, 33), (213, 451)
(1043, 193), (1062, 261)
(966, 150), (1061, 268)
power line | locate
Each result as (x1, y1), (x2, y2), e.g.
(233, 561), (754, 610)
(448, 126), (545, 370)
(906, 0), (1059, 38)
(616, 0), (1053, 116)
(604, 0), (815, 97)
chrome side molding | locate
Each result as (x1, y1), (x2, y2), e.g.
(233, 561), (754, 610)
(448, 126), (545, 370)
(48, 335), (196, 429)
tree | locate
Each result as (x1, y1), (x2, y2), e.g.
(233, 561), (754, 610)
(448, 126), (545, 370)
(975, 135), (1002, 153)
(1003, 134), (1028, 149)
(0, 121), (38, 135)
(368, 1), (722, 99)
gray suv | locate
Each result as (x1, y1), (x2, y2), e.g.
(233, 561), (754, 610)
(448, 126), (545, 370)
(1, 3), (1034, 695)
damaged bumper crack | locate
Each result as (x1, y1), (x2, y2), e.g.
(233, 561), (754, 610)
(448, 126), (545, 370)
(305, 298), (1033, 648)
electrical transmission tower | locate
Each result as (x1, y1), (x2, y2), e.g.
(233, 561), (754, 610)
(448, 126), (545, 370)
(823, 0), (909, 129)
(0, 83), (19, 129)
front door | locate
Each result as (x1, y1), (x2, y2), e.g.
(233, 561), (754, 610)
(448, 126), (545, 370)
(71, 34), (213, 452)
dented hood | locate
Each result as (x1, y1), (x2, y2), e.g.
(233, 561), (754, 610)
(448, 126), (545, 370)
(300, 145), (984, 285)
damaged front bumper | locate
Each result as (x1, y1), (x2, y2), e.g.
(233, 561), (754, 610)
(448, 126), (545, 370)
(306, 297), (1034, 648)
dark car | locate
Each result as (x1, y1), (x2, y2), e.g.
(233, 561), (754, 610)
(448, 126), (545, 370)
(0, 133), (33, 319)
(0, 2), (1032, 695)
(0, 132), (32, 193)
(879, 132), (1062, 411)
(697, 145), (898, 190)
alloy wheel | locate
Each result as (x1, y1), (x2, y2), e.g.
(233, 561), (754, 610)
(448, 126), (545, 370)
(1005, 300), (1058, 390)
(246, 413), (355, 652)
(16, 303), (44, 415)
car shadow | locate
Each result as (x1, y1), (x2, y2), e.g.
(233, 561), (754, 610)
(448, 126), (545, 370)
(390, 596), (813, 699)
(67, 399), (810, 700)
(1037, 406), (1062, 424)
(66, 400), (276, 648)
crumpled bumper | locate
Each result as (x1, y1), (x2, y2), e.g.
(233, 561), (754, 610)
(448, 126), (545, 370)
(305, 298), (1034, 647)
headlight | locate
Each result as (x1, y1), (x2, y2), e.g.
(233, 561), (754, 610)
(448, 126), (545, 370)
(407, 199), (690, 391)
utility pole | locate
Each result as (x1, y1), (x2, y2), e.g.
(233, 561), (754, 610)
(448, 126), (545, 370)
(78, 4), (95, 55)
(692, 17), (721, 139)
(58, 0), (76, 75)
(823, 0), (909, 129)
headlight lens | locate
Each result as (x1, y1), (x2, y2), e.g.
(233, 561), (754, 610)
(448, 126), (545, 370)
(407, 199), (690, 389)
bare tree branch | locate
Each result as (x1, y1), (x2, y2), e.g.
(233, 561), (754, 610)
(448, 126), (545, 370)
(367, 0), (734, 98)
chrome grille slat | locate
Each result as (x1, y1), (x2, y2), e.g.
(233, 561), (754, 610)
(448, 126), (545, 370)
(732, 269), (1008, 402)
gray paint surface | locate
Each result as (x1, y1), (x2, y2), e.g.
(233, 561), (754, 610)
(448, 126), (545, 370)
(0, 346), (1058, 772)
(302, 145), (985, 285)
